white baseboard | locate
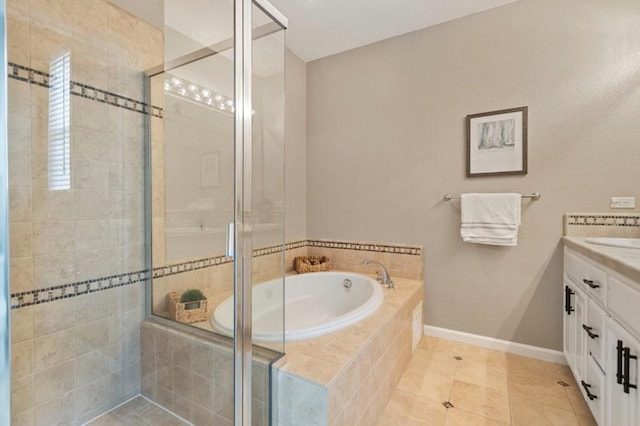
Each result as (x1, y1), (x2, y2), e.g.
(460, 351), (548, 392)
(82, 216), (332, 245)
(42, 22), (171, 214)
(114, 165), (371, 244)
(423, 325), (567, 365)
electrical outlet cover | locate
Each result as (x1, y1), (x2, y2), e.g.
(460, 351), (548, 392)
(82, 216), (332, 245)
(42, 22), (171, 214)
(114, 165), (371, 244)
(611, 197), (636, 209)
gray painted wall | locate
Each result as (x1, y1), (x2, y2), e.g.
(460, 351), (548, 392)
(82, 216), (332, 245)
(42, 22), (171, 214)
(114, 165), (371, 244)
(285, 50), (307, 242)
(305, 0), (640, 350)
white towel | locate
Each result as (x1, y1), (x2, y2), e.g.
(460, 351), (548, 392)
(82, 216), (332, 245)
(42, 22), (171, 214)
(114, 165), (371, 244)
(460, 193), (521, 246)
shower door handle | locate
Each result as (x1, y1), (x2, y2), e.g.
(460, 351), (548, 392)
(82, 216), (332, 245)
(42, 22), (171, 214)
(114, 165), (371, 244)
(226, 222), (235, 257)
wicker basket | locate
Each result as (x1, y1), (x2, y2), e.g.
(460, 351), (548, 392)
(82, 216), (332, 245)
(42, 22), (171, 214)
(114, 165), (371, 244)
(167, 291), (208, 324)
(295, 256), (331, 274)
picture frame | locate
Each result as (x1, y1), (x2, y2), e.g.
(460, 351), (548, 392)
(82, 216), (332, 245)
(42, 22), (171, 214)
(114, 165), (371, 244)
(466, 106), (528, 177)
(201, 152), (220, 187)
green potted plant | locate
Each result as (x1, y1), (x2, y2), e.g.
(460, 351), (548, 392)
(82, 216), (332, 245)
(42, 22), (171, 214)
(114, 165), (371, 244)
(180, 288), (206, 310)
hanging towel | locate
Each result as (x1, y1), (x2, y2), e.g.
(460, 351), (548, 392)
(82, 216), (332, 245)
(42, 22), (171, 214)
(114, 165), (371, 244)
(460, 193), (522, 246)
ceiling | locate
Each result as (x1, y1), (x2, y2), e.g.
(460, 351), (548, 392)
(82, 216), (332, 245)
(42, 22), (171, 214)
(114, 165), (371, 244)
(265, 0), (519, 61)
(110, 0), (520, 62)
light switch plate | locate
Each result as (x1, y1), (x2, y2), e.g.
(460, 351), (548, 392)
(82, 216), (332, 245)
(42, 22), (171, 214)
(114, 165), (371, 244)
(611, 197), (636, 209)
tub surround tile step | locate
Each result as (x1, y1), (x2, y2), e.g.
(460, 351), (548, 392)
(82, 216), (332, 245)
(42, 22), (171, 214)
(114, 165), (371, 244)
(278, 277), (422, 386)
(274, 276), (423, 426)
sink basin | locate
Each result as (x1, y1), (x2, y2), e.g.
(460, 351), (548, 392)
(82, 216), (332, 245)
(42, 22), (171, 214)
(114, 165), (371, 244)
(585, 238), (640, 249)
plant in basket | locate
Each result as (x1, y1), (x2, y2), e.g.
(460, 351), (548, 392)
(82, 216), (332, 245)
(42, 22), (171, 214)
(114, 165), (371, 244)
(180, 288), (206, 310)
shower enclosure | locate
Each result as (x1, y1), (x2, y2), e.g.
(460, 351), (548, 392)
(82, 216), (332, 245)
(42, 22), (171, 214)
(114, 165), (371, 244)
(2, 0), (286, 424)
(144, 0), (286, 423)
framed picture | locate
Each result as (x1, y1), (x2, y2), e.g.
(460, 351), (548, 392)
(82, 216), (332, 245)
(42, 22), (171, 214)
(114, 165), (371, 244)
(466, 106), (528, 177)
(201, 152), (220, 187)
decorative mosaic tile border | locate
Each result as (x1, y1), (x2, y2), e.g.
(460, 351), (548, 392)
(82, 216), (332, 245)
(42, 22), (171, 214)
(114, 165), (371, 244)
(10, 269), (149, 310)
(566, 214), (640, 227)
(254, 240), (306, 257)
(8, 62), (163, 118)
(153, 240), (306, 278)
(8, 62), (50, 88)
(11, 239), (422, 310)
(152, 254), (233, 279)
(307, 239), (422, 256)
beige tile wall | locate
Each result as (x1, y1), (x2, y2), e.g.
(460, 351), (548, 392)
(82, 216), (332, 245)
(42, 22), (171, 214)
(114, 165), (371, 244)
(8, 1), (162, 424)
(140, 319), (270, 426)
(307, 243), (423, 281)
(151, 239), (421, 321)
(11, 283), (146, 425)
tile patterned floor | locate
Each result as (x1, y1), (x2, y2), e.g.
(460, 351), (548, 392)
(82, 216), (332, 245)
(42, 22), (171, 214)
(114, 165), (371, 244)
(88, 337), (597, 426)
(377, 336), (598, 426)
(86, 396), (189, 426)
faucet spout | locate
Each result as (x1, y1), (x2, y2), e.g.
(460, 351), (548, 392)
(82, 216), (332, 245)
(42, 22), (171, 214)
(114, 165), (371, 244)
(362, 259), (394, 289)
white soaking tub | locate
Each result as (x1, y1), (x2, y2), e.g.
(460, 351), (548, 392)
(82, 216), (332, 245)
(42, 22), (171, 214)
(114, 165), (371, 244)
(211, 271), (384, 342)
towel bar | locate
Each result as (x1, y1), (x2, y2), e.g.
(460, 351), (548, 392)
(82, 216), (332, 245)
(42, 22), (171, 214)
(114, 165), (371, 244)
(443, 193), (541, 201)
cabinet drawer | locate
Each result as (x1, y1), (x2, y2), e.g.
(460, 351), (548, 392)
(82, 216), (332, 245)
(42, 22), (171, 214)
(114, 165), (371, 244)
(565, 249), (588, 289)
(608, 275), (640, 339)
(583, 355), (605, 426)
(586, 299), (606, 369)
(587, 263), (607, 305)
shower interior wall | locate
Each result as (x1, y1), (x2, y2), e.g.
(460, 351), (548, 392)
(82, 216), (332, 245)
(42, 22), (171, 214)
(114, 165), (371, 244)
(8, 1), (161, 424)
(6, 0), (309, 424)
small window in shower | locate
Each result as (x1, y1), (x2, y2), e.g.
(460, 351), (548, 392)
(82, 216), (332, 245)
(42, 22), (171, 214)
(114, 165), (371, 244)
(48, 52), (71, 191)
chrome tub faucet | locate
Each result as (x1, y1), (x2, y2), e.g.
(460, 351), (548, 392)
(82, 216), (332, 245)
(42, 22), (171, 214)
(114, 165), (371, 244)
(362, 259), (395, 289)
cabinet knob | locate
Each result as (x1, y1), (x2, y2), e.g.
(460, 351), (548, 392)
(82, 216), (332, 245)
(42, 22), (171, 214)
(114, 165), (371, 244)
(580, 380), (598, 401)
(581, 324), (599, 339)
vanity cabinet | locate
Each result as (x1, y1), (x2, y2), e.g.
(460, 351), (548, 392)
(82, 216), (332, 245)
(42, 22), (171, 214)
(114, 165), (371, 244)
(563, 247), (640, 425)
(605, 319), (640, 426)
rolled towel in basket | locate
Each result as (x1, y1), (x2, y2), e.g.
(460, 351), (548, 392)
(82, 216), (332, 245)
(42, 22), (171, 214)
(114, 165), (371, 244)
(460, 193), (521, 246)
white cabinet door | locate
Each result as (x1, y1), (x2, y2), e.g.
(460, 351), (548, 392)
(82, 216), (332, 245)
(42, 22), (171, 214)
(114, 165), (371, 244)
(606, 318), (640, 426)
(564, 280), (588, 380)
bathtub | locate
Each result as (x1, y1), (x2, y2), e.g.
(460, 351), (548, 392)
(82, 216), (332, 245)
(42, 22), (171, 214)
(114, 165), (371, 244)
(211, 272), (384, 342)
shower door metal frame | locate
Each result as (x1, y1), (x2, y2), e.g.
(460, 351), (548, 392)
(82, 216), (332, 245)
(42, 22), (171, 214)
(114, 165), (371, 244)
(0, 0), (11, 424)
(234, 2), (287, 423)
(233, 0), (253, 423)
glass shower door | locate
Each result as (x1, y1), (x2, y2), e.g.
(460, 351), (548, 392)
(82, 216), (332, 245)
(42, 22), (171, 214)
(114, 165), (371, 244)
(251, 2), (286, 354)
(146, 0), (286, 424)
